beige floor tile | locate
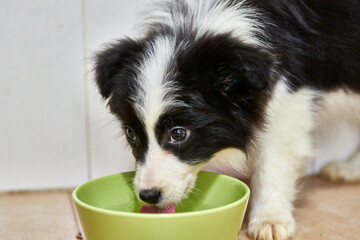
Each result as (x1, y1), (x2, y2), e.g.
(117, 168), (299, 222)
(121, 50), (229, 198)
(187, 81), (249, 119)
(294, 176), (360, 240)
(0, 190), (78, 240)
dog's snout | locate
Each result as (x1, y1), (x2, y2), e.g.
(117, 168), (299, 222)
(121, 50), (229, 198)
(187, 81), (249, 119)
(139, 188), (162, 204)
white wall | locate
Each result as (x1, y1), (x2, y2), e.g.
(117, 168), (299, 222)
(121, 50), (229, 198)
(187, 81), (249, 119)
(0, 0), (150, 191)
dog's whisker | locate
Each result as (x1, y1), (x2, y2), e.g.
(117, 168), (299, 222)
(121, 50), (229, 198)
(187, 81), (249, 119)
(190, 187), (204, 196)
(93, 120), (119, 143)
(181, 192), (193, 205)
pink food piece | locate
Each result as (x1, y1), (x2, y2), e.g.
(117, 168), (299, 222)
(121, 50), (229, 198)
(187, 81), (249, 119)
(140, 205), (176, 214)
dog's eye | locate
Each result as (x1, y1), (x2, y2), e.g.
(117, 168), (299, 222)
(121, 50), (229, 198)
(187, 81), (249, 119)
(125, 127), (136, 143)
(170, 127), (187, 142)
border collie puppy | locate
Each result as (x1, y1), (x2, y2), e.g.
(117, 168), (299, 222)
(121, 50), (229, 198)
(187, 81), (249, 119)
(94, 0), (360, 239)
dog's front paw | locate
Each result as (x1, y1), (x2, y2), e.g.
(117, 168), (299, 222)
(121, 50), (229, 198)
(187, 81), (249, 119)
(248, 216), (295, 240)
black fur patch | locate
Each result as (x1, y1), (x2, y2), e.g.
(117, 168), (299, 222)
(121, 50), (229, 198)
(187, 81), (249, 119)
(94, 38), (146, 99)
(256, 0), (360, 92)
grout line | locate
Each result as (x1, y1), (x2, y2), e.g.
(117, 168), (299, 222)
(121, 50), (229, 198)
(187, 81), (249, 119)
(0, 188), (73, 195)
(81, 0), (92, 181)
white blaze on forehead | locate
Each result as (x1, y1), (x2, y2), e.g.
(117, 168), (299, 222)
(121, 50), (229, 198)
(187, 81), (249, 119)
(133, 37), (180, 135)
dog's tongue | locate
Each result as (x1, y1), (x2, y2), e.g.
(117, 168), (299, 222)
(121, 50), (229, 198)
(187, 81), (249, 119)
(140, 205), (176, 214)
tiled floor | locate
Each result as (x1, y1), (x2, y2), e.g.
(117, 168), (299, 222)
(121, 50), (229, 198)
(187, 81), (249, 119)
(0, 176), (359, 240)
(0, 190), (79, 240)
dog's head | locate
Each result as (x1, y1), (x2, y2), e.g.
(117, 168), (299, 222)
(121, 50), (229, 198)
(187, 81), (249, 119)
(94, 32), (272, 208)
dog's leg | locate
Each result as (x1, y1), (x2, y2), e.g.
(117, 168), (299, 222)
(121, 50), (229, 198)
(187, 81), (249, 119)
(248, 81), (316, 240)
(320, 146), (360, 181)
(318, 90), (360, 182)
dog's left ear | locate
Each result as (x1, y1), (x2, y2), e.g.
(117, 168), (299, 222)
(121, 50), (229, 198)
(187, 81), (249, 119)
(94, 38), (144, 99)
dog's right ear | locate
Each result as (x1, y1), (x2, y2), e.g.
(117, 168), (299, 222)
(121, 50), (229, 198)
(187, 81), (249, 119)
(94, 38), (144, 99)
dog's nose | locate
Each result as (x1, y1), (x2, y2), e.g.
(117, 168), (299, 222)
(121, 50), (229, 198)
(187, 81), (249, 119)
(139, 188), (162, 204)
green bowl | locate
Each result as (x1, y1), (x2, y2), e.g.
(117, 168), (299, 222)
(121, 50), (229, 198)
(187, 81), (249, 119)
(73, 171), (250, 240)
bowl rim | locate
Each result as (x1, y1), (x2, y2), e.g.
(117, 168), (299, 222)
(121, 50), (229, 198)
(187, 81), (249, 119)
(72, 171), (250, 219)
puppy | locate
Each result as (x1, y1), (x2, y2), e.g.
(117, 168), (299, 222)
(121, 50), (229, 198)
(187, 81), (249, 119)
(94, 0), (360, 239)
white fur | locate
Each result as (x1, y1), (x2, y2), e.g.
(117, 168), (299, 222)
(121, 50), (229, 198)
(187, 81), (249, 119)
(204, 148), (250, 178)
(316, 90), (360, 181)
(248, 78), (317, 240)
(138, 0), (266, 47)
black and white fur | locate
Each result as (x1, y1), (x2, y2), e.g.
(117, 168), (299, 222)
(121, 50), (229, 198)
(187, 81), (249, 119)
(94, 1), (360, 239)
